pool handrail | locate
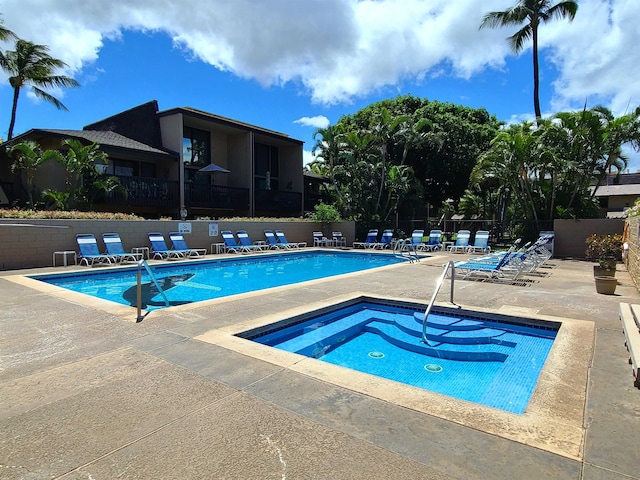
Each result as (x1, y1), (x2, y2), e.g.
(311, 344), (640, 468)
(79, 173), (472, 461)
(136, 259), (169, 321)
(421, 260), (457, 345)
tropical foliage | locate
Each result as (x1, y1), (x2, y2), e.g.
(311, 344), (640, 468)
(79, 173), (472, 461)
(625, 198), (640, 218)
(469, 106), (640, 235)
(8, 138), (124, 211)
(585, 233), (623, 265)
(480, 0), (578, 119)
(306, 202), (341, 225)
(9, 140), (59, 208)
(309, 95), (502, 229)
(42, 139), (124, 210)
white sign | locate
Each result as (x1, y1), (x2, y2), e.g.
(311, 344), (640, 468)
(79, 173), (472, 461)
(208, 223), (219, 237)
(178, 222), (192, 234)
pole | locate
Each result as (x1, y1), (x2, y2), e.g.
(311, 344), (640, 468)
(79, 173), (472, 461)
(136, 264), (143, 322)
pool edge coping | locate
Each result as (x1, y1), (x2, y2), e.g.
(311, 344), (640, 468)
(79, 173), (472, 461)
(4, 251), (418, 322)
(194, 291), (593, 461)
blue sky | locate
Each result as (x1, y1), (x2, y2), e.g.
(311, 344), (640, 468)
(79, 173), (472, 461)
(1, 0), (639, 169)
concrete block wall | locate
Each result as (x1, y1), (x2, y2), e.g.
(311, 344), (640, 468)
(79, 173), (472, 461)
(0, 219), (355, 271)
(626, 216), (640, 291)
(553, 218), (625, 258)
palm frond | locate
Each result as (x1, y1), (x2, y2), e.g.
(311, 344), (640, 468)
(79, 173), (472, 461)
(31, 87), (69, 111)
(508, 25), (533, 53)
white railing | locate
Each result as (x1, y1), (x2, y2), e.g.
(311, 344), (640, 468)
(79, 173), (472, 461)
(136, 259), (169, 321)
(421, 260), (456, 345)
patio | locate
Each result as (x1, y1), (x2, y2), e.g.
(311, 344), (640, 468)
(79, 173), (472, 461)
(0, 251), (638, 479)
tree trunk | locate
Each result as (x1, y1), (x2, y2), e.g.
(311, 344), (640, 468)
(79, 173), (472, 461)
(7, 86), (20, 140)
(532, 26), (541, 122)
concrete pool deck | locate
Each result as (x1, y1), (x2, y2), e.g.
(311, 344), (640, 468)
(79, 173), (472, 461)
(1, 250), (639, 479)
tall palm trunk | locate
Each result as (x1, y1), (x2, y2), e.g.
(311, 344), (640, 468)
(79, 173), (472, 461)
(532, 24), (541, 121)
(8, 85), (20, 140)
(375, 144), (387, 212)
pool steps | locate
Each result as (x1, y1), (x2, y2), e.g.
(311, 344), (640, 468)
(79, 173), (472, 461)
(274, 309), (520, 362)
(365, 321), (511, 362)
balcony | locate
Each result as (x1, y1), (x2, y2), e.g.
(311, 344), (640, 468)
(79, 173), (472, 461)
(254, 190), (302, 215)
(185, 183), (249, 213)
(105, 176), (179, 208)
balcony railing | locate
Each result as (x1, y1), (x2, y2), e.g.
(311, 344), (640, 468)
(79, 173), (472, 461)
(185, 183), (249, 212)
(105, 176), (179, 207)
(99, 175), (298, 216)
(254, 190), (302, 215)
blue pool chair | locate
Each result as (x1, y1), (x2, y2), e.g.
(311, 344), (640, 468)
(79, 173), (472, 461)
(449, 230), (471, 253)
(76, 234), (115, 266)
(467, 230), (491, 254)
(148, 232), (187, 260)
(222, 230), (254, 254)
(410, 230), (425, 250)
(169, 232), (207, 257)
(332, 231), (347, 247)
(264, 230), (287, 249)
(454, 245), (522, 281)
(275, 230), (307, 248)
(313, 231), (331, 247)
(236, 230), (266, 252)
(373, 229), (394, 249)
(353, 229), (378, 249)
(102, 233), (142, 263)
(422, 230), (443, 252)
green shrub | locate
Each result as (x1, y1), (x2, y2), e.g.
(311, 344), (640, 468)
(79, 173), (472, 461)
(306, 203), (341, 224)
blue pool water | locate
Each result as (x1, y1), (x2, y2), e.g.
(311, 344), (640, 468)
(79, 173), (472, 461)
(32, 251), (405, 310)
(246, 299), (558, 414)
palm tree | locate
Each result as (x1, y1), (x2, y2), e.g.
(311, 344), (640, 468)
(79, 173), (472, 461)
(0, 39), (79, 140)
(0, 16), (16, 42)
(312, 124), (349, 212)
(480, 0), (578, 120)
(9, 140), (58, 208)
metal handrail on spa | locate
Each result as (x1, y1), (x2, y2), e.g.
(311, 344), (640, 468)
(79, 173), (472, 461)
(421, 260), (457, 345)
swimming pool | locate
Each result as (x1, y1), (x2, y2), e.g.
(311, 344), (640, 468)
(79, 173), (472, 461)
(32, 251), (407, 310)
(240, 297), (559, 414)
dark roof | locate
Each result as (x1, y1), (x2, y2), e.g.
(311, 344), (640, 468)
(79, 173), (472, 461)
(83, 100), (164, 149)
(159, 106), (304, 144)
(599, 172), (640, 185)
(9, 129), (175, 158)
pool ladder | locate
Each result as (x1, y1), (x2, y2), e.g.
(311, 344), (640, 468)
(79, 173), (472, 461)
(421, 260), (457, 345)
(393, 238), (419, 262)
(136, 259), (169, 322)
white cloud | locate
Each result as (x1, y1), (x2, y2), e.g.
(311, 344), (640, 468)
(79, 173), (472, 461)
(543, 0), (640, 115)
(0, 0), (638, 115)
(303, 149), (316, 166)
(294, 115), (330, 129)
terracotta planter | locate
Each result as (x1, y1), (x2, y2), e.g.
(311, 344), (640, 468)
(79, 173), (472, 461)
(594, 276), (617, 295)
(593, 265), (616, 277)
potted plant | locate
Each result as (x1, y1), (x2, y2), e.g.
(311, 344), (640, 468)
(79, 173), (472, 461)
(594, 275), (618, 295)
(585, 233), (623, 278)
